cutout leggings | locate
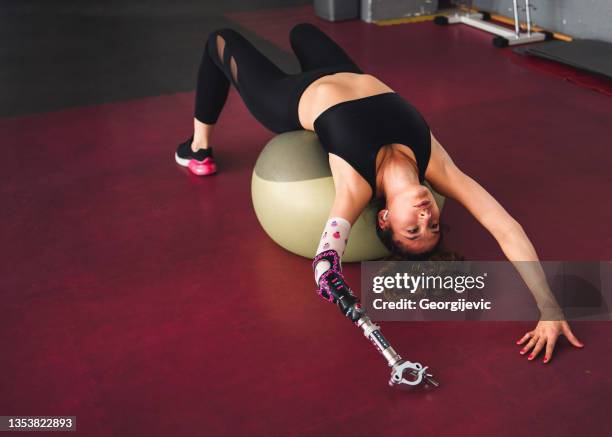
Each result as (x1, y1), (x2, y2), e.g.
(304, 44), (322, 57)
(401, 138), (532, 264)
(194, 22), (363, 134)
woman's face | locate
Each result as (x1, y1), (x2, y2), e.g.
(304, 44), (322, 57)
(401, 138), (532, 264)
(377, 185), (441, 254)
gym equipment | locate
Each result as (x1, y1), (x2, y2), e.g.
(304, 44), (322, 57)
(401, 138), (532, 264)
(515, 39), (612, 80)
(251, 130), (446, 262)
(313, 249), (439, 388)
(314, 0), (360, 22)
(362, 0), (439, 23)
(435, 0), (553, 48)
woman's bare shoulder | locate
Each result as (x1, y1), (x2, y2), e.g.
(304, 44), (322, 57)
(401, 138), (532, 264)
(426, 133), (456, 178)
(424, 132), (466, 199)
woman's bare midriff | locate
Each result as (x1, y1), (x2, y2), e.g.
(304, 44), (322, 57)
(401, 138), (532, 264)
(297, 72), (395, 131)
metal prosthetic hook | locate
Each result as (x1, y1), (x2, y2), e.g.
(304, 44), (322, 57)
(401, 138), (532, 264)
(312, 250), (438, 389)
(356, 315), (440, 388)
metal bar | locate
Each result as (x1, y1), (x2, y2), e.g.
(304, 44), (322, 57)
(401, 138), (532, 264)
(512, 0), (521, 36)
(525, 0), (533, 36)
(460, 16), (520, 37)
(486, 11), (571, 41)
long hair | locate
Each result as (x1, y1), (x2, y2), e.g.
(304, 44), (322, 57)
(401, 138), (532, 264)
(371, 196), (464, 261)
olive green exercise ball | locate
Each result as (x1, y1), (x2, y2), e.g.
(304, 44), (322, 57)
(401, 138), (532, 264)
(251, 130), (445, 262)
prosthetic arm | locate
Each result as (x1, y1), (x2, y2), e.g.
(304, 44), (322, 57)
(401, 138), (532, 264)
(313, 217), (439, 388)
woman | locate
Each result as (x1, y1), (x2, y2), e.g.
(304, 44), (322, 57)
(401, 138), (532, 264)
(176, 22), (583, 363)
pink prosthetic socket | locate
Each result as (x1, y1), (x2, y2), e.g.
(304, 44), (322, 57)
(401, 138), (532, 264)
(312, 249), (363, 322)
(314, 217), (351, 284)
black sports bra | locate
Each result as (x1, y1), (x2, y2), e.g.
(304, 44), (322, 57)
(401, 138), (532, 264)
(313, 92), (431, 199)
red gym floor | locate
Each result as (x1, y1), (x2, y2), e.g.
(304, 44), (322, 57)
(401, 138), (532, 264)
(1, 4), (611, 436)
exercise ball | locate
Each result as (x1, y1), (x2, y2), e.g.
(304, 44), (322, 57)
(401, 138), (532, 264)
(251, 130), (445, 262)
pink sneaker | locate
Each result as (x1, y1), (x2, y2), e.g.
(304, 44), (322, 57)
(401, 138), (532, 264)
(174, 136), (217, 176)
(188, 156), (217, 176)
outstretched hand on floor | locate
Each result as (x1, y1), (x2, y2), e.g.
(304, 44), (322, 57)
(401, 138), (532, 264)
(516, 320), (584, 363)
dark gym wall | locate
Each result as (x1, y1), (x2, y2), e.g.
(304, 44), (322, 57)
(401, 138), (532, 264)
(473, 0), (612, 42)
(0, 0), (309, 117)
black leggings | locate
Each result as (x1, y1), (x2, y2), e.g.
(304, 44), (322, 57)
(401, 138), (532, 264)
(194, 22), (363, 134)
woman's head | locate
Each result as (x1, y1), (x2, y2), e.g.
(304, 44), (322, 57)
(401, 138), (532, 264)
(374, 184), (442, 259)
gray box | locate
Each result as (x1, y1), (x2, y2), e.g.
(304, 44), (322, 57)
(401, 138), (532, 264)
(314, 0), (360, 22)
(361, 0), (439, 22)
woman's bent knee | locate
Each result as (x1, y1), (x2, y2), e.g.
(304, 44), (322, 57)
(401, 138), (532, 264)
(205, 30), (229, 63)
(289, 22), (317, 42)
(206, 28), (244, 58)
(207, 28), (241, 45)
